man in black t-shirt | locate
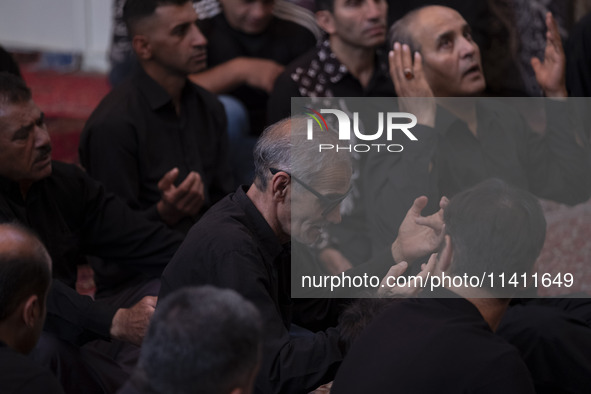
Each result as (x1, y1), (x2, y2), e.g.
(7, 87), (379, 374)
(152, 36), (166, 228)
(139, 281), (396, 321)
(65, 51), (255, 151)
(191, 0), (317, 185)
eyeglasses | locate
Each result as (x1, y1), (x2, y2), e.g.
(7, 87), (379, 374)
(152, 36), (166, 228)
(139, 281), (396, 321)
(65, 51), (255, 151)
(270, 168), (351, 217)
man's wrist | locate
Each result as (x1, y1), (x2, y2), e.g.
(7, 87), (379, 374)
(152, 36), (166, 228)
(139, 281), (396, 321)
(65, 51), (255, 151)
(110, 308), (126, 340)
(391, 239), (404, 263)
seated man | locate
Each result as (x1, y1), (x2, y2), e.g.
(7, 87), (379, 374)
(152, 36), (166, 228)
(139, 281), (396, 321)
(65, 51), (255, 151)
(268, 0), (396, 269)
(160, 116), (445, 393)
(119, 286), (262, 394)
(365, 5), (591, 253)
(331, 179), (543, 393)
(0, 73), (182, 393)
(268, 0), (395, 123)
(193, 0), (316, 129)
(0, 223), (64, 394)
(192, 0), (316, 185)
(80, 0), (234, 234)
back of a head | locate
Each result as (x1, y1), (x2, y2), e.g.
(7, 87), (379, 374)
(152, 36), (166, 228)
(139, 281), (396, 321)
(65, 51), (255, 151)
(0, 223), (51, 324)
(443, 179), (546, 295)
(0, 47), (21, 78)
(0, 72), (31, 109)
(252, 116), (352, 192)
(123, 0), (191, 36)
(134, 286), (262, 394)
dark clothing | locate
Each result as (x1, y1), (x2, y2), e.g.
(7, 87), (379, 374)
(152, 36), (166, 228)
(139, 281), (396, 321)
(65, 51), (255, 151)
(331, 288), (536, 394)
(365, 99), (591, 253)
(160, 186), (342, 393)
(117, 381), (143, 394)
(0, 341), (64, 394)
(199, 13), (316, 134)
(566, 12), (591, 97)
(0, 162), (182, 344)
(268, 40), (396, 263)
(268, 39), (395, 124)
(79, 67), (233, 234)
(499, 299), (591, 394)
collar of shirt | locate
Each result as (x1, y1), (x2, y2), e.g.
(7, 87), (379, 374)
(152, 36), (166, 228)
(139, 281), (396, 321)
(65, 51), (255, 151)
(132, 66), (191, 111)
(417, 286), (491, 329)
(291, 39), (389, 97)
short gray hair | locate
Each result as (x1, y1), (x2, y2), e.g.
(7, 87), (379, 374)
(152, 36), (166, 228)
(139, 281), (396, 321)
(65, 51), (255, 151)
(133, 286), (263, 394)
(252, 116), (352, 191)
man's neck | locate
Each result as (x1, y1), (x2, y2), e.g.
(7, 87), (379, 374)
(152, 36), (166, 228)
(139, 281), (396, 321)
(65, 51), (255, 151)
(246, 184), (290, 244)
(447, 287), (509, 331)
(142, 63), (187, 113)
(329, 36), (376, 89)
(0, 321), (22, 354)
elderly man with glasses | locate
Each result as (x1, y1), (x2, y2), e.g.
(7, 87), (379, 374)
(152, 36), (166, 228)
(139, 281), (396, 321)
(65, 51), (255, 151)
(160, 116), (446, 394)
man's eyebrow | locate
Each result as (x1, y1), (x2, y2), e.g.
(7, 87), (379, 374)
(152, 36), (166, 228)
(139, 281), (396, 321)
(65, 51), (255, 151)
(435, 30), (455, 45)
(11, 122), (35, 140)
(171, 21), (192, 33)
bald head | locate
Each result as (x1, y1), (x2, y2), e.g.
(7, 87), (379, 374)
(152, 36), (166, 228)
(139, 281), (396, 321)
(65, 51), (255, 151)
(389, 5), (485, 96)
(0, 223), (51, 322)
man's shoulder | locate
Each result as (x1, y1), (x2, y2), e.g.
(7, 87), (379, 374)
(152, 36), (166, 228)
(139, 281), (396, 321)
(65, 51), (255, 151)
(188, 193), (257, 248)
(0, 346), (64, 393)
(89, 78), (140, 119)
(284, 46), (318, 73)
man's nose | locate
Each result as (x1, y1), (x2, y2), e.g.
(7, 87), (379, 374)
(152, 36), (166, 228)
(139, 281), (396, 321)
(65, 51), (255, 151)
(190, 24), (207, 47)
(324, 205), (342, 224)
(365, 0), (383, 20)
(250, 2), (267, 20)
(458, 36), (477, 58)
(34, 123), (51, 149)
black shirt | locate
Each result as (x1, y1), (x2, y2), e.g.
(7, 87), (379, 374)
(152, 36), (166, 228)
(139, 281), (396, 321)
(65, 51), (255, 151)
(566, 12), (591, 97)
(365, 99), (591, 253)
(160, 186), (343, 394)
(79, 67), (233, 233)
(267, 39), (396, 125)
(331, 288), (536, 394)
(0, 162), (182, 344)
(199, 14), (316, 134)
(0, 341), (64, 394)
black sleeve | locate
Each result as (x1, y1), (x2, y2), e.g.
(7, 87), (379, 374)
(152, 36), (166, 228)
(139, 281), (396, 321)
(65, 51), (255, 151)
(44, 280), (118, 345)
(566, 12), (591, 97)
(523, 99), (591, 205)
(79, 112), (159, 220)
(161, 245), (343, 394)
(73, 166), (183, 275)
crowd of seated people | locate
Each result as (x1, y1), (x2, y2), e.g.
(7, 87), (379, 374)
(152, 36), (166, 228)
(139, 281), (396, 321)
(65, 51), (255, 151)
(1, 0), (591, 393)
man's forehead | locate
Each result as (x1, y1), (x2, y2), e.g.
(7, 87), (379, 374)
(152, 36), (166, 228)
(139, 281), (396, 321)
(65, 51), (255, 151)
(152, 2), (199, 29)
(0, 100), (40, 133)
(413, 6), (468, 42)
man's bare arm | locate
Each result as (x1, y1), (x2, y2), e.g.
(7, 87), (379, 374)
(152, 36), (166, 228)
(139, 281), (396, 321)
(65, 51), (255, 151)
(190, 57), (284, 94)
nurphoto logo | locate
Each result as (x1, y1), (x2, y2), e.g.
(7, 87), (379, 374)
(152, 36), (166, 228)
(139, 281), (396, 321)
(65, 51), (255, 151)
(305, 107), (418, 153)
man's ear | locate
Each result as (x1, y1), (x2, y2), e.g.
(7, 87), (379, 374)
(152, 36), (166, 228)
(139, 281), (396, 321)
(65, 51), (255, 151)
(316, 10), (336, 35)
(438, 235), (453, 272)
(271, 172), (290, 203)
(132, 35), (152, 60)
(22, 295), (40, 329)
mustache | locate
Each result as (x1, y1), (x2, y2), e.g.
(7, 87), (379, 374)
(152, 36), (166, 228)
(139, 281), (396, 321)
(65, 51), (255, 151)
(35, 145), (52, 162)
